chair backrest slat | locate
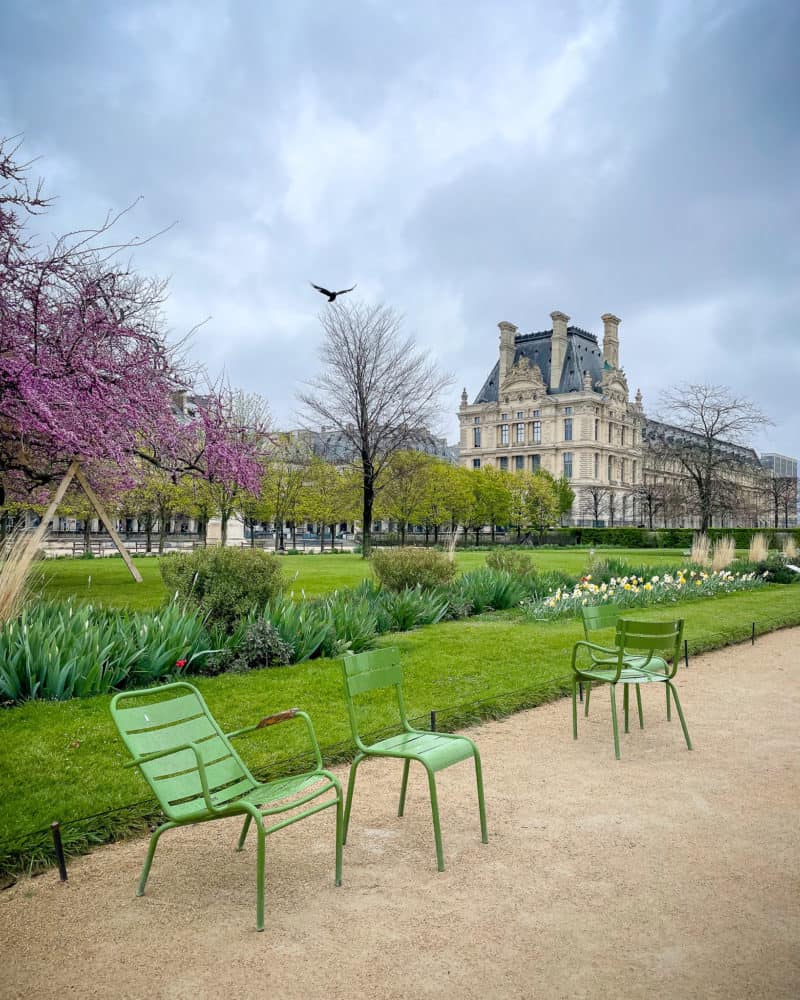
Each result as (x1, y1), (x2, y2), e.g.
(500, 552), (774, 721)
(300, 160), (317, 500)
(617, 618), (683, 654)
(342, 648), (402, 695)
(110, 682), (254, 820)
(341, 648), (404, 746)
(582, 604), (620, 637)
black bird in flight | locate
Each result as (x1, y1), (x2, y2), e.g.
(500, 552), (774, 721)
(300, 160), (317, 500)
(309, 282), (357, 302)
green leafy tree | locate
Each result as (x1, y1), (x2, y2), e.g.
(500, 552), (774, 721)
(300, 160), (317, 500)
(473, 466), (512, 543)
(527, 471), (560, 539)
(298, 459), (360, 551)
(260, 433), (311, 550)
(555, 475), (576, 526)
(376, 450), (432, 544)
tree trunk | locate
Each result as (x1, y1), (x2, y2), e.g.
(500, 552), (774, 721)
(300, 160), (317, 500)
(221, 511), (229, 546)
(144, 512), (153, 554)
(83, 518), (91, 554)
(362, 466), (375, 558)
(158, 517), (167, 556)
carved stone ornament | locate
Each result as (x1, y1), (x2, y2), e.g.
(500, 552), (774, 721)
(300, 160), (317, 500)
(500, 357), (546, 397)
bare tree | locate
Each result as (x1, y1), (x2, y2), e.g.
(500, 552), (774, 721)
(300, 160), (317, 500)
(580, 485), (611, 527)
(299, 302), (452, 556)
(761, 472), (796, 529)
(657, 384), (770, 531)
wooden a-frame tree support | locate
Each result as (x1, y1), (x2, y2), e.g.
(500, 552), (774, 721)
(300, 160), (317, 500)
(23, 460), (143, 583)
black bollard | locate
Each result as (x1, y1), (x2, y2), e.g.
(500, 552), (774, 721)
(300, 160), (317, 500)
(51, 822), (68, 882)
(752, 622), (755, 645)
(684, 639), (689, 669)
(430, 710), (437, 733)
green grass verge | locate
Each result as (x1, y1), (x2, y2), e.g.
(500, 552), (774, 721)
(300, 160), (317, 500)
(1, 584), (798, 877)
(36, 548), (693, 609)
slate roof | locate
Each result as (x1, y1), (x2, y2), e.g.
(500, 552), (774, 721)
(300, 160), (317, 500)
(642, 419), (760, 465)
(473, 326), (605, 404)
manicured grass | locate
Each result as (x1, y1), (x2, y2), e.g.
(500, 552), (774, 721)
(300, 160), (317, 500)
(36, 548), (694, 608)
(2, 584), (798, 875)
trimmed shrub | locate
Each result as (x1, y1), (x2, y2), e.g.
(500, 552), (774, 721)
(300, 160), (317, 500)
(371, 546), (457, 592)
(485, 549), (536, 577)
(160, 547), (283, 630)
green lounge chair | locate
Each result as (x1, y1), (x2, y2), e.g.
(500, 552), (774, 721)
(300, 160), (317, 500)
(110, 681), (343, 931)
(340, 647), (487, 872)
(571, 617), (692, 759)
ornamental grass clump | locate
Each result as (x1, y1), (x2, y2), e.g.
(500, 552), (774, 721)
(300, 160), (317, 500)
(371, 546), (457, 592)
(780, 534), (797, 559)
(377, 584), (450, 632)
(0, 599), (217, 703)
(0, 528), (39, 627)
(711, 535), (736, 571)
(523, 566), (766, 622)
(690, 532), (711, 566)
(748, 533), (770, 562)
(451, 568), (528, 614)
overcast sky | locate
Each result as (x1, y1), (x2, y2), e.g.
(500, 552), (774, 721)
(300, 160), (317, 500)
(2, 0), (798, 455)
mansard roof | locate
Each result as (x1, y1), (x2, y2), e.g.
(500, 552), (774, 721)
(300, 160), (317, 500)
(473, 326), (605, 404)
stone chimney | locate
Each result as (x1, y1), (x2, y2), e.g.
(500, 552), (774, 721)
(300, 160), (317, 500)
(550, 311), (569, 391)
(498, 322), (518, 383)
(601, 313), (621, 368)
(460, 387), (468, 409)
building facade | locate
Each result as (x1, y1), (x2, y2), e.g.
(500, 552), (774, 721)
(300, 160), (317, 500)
(458, 309), (785, 528)
(459, 311), (647, 525)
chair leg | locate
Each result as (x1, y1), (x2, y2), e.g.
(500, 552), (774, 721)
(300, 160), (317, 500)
(623, 684), (630, 734)
(584, 681), (591, 717)
(666, 683), (672, 721)
(667, 682), (692, 750)
(343, 753), (363, 844)
(237, 813), (252, 851)
(473, 750), (488, 845)
(572, 677), (578, 740)
(426, 769), (445, 872)
(635, 685), (644, 729)
(334, 786), (343, 887)
(609, 684), (620, 760)
(255, 820), (266, 932)
(398, 758), (411, 817)
(137, 820), (176, 896)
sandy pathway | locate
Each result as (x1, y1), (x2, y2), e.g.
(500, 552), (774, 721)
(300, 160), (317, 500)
(2, 628), (799, 999)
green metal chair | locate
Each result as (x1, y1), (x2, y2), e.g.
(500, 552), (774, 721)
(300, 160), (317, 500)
(571, 617), (692, 759)
(340, 647), (487, 871)
(110, 681), (343, 931)
(580, 604), (654, 727)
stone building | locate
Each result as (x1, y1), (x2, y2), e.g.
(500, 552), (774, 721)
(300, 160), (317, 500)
(458, 309), (778, 528)
(459, 311), (646, 525)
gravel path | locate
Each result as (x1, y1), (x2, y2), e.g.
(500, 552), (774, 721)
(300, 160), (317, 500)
(2, 628), (799, 999)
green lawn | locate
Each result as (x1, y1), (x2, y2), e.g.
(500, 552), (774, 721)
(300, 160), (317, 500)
(2, 584), (798, 876)
(36, 547), (694, 608)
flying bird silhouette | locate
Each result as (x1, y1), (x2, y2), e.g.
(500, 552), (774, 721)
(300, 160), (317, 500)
(309, 282), (357, 302)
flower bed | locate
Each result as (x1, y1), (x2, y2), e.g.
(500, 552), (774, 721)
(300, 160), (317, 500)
(523, 568), (767, 621)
